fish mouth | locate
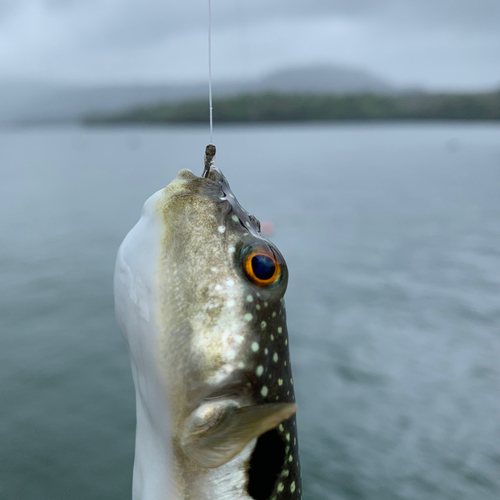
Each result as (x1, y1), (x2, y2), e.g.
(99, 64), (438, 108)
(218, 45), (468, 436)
(205, 166), (224, 184)
(164, 168), (230, 205)
(172, 167), (224, 184)
(169, 167), (228, 195)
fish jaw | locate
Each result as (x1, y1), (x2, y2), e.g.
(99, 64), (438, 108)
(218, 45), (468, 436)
(115, 168), (302, 500)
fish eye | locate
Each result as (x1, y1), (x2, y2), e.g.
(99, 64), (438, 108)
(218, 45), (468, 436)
(243, 245), (281, 287)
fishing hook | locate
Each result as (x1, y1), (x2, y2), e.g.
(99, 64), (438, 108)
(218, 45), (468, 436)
(202, 144), (216, 178)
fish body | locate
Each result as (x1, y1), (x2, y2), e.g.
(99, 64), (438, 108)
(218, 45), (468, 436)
(114, 167), (302, 500)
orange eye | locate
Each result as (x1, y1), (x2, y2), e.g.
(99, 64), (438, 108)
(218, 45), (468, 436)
(243, 249), (280, 286)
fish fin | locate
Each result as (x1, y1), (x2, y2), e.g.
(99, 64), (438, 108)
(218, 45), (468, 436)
(180, 400), (297, 468)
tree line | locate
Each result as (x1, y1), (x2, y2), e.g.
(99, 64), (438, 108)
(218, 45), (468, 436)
(85, 90), (500, 124)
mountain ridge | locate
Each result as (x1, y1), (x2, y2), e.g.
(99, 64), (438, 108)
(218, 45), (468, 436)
(0, 64), (396, 125)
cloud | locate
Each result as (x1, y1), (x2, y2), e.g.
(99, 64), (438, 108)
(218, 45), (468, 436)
(0, 0), (498, 89)
(6, 0), (499, 50)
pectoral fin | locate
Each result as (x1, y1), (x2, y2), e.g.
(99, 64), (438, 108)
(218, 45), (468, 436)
(180, 400), (297, 468)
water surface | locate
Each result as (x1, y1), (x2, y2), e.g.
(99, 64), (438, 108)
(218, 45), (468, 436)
(1, 123), (499, 500)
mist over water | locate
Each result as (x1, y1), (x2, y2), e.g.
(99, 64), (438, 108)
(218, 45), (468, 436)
(1, 123), (499, 500)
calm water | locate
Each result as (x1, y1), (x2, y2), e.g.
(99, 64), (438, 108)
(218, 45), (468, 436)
(1, 123), (499, 500)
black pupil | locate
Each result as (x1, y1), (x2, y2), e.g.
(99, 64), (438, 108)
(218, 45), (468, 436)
(251, 254), (276, 280)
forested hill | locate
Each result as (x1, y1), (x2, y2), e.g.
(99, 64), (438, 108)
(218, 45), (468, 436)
(0, 64), (392, 125)
(85, 91), (500, 124)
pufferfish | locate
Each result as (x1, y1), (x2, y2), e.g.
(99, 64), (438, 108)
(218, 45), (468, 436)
(114, 165), (302, 500)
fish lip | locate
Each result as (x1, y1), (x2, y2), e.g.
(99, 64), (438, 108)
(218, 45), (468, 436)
(169, 168), (238, 208)
(171, 168), (223, 185)
(205, 166), (225, 185)
(201, 166), (236, 203)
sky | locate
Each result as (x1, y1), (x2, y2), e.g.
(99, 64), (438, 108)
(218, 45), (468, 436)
(0, 0), (499, 90)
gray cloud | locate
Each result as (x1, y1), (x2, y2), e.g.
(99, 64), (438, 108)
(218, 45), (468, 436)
(0, 0), (498, 89)
(0, 0), (17, 18)
(48, 0), (500, 41)
(8, 0), (498, 48)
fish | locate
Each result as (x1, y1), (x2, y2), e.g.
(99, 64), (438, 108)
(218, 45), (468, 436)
(114, 166), (302, 500)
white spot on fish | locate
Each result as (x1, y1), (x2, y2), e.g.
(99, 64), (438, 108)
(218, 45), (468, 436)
(238, 362), (245, 369)
(264, 301), (268, 307)
(245, 221), (251, 227)
(279, 424), (284, 432)
(246, 295), (253, 302)
(226, 279), (234, 287)
(244, 313), (253, 322)
(272, 311), (276, 318)
(234, 334), (244, 344)
(256, 366), (264, 376)
(286, 433), (290, 441)
(273, 353), (278, 362)
(229, 194), (235, 199)
(270, 334), (274, 341)
(218, 226), (226, 233)
(278, 379), (283, 386)
(232, 215), (239, 222)
(277, 327), (282, 334)
(210, 267), (218, 273)
(261, 321), (267, 329)
(288, 455), (293, 462)
(264, 348), (269, 355)
(261, 386), (268, 397)
(251, 342), (259, 352)
(282, 470), (289, 477)
(278, 483), (284, 492)
(291, 481), (296, 493)
(256, 304), (261, 310)
(228, 246), (236, 254)
(225, 349), (236, 361)
(227, 299), (235, 307)
(285, 339), (288, 345)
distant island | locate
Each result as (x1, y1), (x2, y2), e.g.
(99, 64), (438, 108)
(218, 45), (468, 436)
(85, 90), (500, 124)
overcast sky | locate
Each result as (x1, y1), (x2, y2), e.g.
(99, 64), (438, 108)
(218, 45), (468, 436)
(0, 0), (499, 90)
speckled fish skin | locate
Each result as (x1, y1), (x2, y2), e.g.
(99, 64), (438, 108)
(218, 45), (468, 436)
(114, 167), (302, 500)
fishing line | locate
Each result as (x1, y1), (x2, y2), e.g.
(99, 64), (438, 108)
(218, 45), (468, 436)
(208, 0), (213, 143)
(203, 0), (216, 178)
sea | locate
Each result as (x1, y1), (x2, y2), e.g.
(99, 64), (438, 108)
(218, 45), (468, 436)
(1, 123), (499, 500)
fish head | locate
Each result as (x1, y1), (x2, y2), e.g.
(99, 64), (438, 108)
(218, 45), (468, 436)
(158, 168), (289, 405)
(115, 166), (302, 500)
